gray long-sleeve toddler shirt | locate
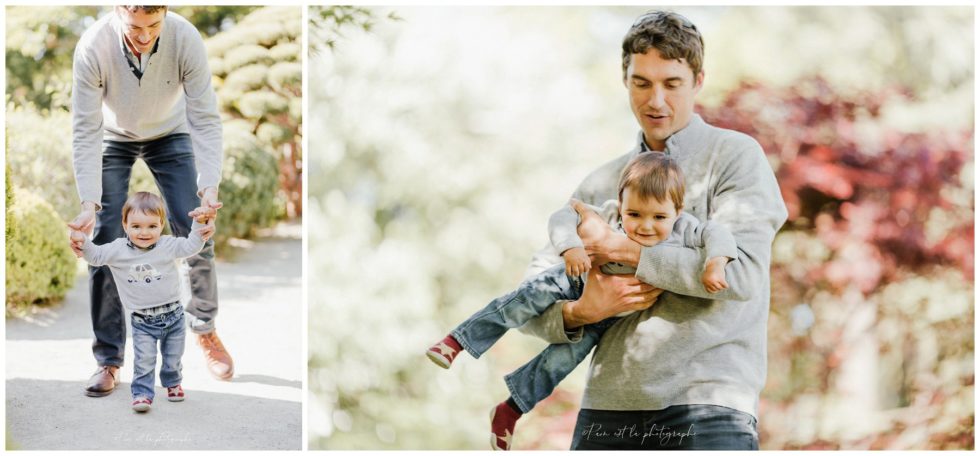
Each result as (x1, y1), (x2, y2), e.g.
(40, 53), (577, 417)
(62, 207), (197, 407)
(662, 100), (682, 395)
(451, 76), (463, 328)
(521, 114), (788, 418)
(81, 222), (206, 311)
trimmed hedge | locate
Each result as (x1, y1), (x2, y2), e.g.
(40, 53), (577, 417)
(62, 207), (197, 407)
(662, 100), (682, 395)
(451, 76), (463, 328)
(5, 187), (77, 308)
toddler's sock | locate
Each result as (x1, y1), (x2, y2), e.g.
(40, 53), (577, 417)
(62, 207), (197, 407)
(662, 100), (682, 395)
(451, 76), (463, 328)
(490, 398), (523, 450)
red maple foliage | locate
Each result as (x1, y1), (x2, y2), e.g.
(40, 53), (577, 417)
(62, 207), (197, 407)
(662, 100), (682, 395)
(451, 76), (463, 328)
(700, 77), (973, 285)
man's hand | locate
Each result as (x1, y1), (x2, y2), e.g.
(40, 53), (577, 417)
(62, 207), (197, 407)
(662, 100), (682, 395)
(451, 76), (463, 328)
(67, 202), (98, 257)
(562, 247), (592, 277)
(561, 268), (664, 329)
(193, 187), (223, 224)
(571, 198), (643, 267)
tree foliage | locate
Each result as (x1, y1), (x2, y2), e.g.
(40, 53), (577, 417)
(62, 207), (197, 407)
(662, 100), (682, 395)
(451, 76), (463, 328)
(309, 5), (400, 55)
(699, 78), (974, 450)
(207, 6), (303, 218)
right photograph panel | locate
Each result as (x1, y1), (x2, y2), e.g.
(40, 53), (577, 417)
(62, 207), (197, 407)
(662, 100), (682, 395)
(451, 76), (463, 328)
(307, 5), (974, 451)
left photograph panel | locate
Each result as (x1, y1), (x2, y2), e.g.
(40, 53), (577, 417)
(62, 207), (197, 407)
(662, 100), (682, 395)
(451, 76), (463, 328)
(5, 5), (303, 450)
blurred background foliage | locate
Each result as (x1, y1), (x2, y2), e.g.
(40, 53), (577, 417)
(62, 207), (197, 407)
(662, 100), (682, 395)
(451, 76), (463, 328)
(5, 6), (302, 313)
(308, 6), (973, 450)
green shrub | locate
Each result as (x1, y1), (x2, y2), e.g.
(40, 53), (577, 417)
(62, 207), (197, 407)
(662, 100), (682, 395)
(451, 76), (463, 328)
(214, 123), (280, 247)
(269, 42), (300, 62)
(268, 61), (301, 93)
(5, 187), (77, 309)
(222, 44), (273, 70)
(5, 104), (77, 220)
(256, 122), (294, 148)
(223, 64), (269, 94)
(6, 164), (14, 243)
(237, 90), (289, 120)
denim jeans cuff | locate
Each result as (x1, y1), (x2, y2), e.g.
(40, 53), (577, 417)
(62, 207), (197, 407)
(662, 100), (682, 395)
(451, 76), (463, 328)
(502, 374), (533, 414)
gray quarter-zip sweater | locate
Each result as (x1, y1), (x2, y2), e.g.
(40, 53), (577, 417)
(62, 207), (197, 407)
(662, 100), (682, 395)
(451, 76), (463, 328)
(81, 222), (206, 311)
(71, 11), (223, 206)
(522, 114), (787, 418)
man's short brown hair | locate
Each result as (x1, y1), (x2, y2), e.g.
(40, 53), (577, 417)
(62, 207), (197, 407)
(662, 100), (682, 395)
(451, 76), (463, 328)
(121, 191), (167, 226)
(621, 11), (704, 82)
(118, 5), (167, 15)
(618, 152), (686, 211)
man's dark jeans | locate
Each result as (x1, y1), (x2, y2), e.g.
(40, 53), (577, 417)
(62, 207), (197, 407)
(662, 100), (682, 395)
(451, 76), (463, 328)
(571, 405), (759, 450)
(90, 133), (218, 367)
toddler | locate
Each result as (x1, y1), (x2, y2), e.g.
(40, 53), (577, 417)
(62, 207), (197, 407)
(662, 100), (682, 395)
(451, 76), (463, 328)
(71, 191), (214, 413)
(426, 153), (738, 450)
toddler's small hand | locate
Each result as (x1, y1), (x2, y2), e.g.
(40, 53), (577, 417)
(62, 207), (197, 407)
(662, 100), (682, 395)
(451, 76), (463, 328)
(702, 257), (729, 293)
(67, 228), (86, 258)
(562, 247), (592, 277)
(69, 230), (86, 244)
(197, 222), (215, 242)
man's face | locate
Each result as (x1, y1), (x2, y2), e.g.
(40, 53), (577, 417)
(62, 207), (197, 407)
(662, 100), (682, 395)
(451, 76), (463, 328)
(116, 7), (166, 55)
(124, 210), (164, 248)
(619, 188), (679, 247)
(625, 50), (703, 151)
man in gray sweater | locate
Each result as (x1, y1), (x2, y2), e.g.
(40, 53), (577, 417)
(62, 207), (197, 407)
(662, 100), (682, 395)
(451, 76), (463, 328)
(67, 5), (233, 397)
(521, 11), (787, 450)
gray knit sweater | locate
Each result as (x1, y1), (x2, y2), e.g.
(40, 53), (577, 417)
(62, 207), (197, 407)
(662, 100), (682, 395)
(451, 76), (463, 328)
(71, 11), (222, 206)
(522, 115), (787, 418)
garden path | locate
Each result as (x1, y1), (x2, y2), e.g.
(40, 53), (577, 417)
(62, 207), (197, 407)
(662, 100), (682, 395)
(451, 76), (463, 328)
(5, 221), (303, 450)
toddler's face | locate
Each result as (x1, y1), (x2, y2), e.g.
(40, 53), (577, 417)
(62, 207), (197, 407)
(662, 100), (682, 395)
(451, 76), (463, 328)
(124, 210), (164, 248)
(620, 188), (679, 247)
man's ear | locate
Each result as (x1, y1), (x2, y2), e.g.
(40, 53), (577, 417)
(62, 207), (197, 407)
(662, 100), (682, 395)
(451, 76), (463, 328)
(693, 71), (705, 93)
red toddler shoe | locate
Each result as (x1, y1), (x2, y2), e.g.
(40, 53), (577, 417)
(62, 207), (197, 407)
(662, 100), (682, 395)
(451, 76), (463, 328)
(426, 334), (463, 369)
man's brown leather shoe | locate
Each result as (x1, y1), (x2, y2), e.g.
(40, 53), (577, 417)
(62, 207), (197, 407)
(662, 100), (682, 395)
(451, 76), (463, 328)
(85, 365), (119, 397)
(198, 331), (234, 380)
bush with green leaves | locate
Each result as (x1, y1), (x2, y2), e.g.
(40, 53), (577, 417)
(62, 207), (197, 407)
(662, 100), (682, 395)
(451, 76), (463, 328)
(6, 104), (78, 221)
(5, 187), (77, 309)
(213, 122), (280, 247)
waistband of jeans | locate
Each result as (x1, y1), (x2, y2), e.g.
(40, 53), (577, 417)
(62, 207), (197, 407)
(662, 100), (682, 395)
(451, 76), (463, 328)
(132, 301), (182, 317)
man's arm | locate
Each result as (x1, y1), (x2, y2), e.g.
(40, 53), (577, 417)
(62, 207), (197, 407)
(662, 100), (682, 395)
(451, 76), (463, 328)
(180, 25), (223, 198)
(70, 40), (105, 210)
(635, 142), (787, 301)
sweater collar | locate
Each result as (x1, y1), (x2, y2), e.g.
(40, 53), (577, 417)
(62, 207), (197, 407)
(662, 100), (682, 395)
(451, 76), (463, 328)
(631, 113), (708, 159)
(126, 240), (157, 251)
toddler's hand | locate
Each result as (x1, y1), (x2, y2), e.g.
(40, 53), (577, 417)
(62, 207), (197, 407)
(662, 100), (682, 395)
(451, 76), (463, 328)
(197, 221), (215, 242)
(68, 229), (86, 244)
(67, 228), (87, 258)
(562, 247), (591, 277)
(702, 257), (729, 293)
